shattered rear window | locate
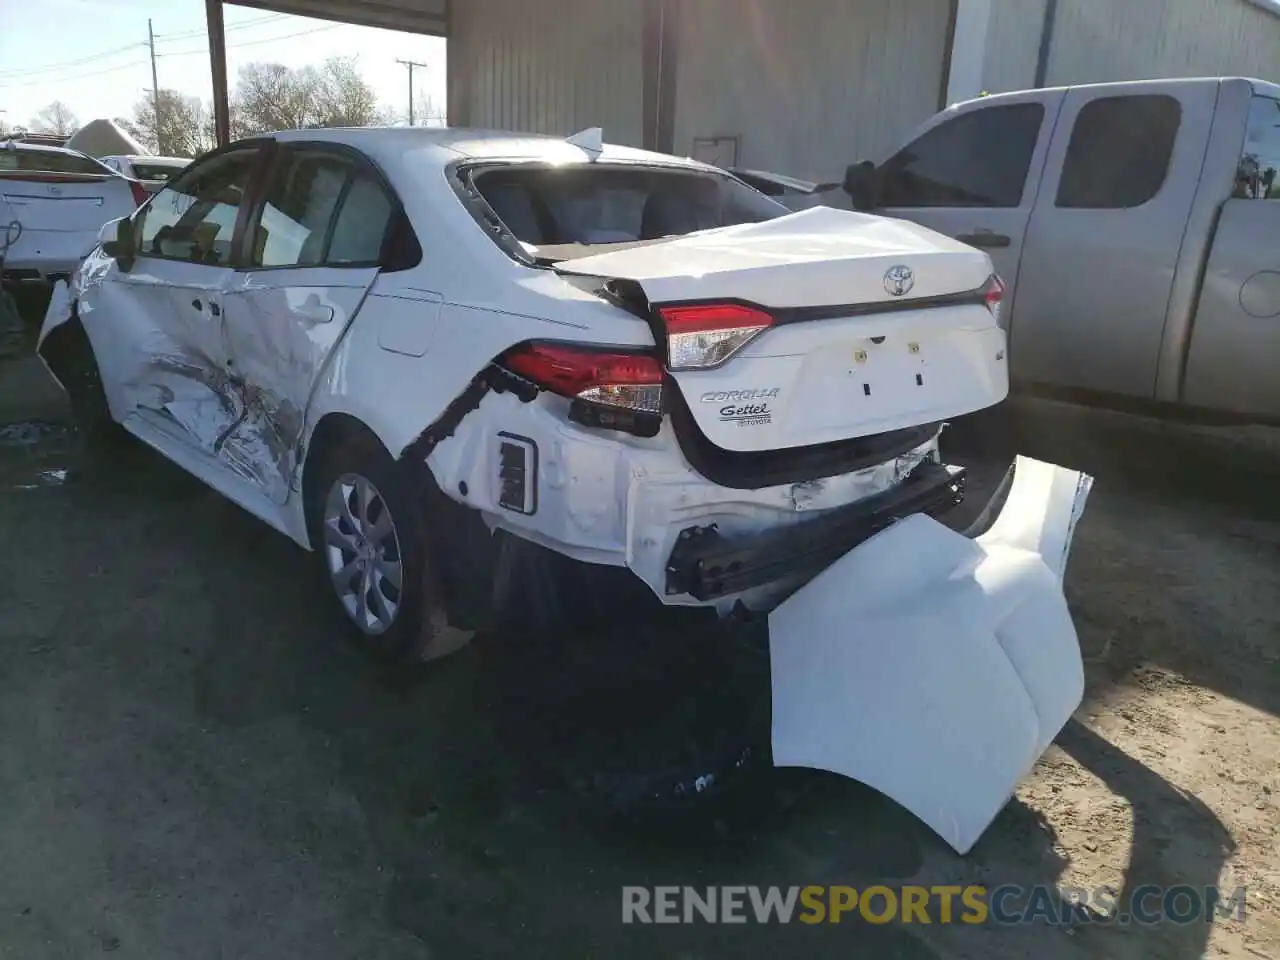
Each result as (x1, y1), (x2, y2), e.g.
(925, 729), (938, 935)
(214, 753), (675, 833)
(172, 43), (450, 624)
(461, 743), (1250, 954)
(468, 163), (788, 255)
(0, 148), (108, 176)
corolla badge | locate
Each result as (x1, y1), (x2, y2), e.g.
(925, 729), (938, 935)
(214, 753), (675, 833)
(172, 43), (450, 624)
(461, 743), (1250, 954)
(883, 264), (915, 297)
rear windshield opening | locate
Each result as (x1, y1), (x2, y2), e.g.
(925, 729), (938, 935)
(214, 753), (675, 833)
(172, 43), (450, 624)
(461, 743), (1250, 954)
(468, 163), (788, 258)
(0, 148), (109, 177)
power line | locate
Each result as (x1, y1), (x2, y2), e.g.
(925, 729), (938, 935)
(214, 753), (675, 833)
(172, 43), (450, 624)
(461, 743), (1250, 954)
(0, 59), (150, 89)
(153, 12), (289, 43)
(0, 42), (145, 80)
(156, 23), (343, 59)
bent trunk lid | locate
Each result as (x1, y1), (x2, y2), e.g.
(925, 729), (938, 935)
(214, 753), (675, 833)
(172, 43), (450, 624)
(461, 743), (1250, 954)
(556, 207), (1007, 452)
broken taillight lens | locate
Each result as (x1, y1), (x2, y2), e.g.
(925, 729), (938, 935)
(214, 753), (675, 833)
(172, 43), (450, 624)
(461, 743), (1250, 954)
(981, 274), (1006, 323)
(658, 302), (774, 371)
(502, 342), (664, 414)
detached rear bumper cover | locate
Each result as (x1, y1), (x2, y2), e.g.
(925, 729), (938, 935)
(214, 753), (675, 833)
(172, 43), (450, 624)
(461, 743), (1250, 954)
(769, 457), (1093, 855)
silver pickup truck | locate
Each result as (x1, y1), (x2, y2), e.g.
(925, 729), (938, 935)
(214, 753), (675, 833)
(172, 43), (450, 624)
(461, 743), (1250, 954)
(842, 76), (1280, 424)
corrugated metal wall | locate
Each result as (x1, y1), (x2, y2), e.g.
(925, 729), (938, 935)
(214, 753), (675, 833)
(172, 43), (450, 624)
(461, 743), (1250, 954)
(1046, 0), (1280, 85)
(670, 0), (952, 181)
(981, 0), (1048, 94)
(449, 0), (647, 144)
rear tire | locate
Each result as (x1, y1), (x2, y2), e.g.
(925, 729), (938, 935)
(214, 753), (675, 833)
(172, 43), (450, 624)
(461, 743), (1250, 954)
(306, 432), (473, 664)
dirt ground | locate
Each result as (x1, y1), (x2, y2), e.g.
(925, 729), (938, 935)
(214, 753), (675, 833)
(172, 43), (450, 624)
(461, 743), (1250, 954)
(0, 354), (1275, 960)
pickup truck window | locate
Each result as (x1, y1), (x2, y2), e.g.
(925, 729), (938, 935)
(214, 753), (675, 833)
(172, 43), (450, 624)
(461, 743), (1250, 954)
(876, 104), (1044, 209)
(1235, 95), (1280, 200)
(1056, 95), (1181, 210)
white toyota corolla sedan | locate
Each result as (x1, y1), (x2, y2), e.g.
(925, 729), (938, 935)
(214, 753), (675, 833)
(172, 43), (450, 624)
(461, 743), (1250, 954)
(38, 126), (1094, 855)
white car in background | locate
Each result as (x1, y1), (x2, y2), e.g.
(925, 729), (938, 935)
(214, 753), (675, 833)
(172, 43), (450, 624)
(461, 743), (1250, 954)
(1, 140), (146, 284)
(37, 127), (1093, 856)
(98, 155), (190, 194)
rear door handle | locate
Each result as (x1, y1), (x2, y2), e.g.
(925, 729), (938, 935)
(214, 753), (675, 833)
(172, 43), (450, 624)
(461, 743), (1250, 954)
(955, 231), (1011, 249)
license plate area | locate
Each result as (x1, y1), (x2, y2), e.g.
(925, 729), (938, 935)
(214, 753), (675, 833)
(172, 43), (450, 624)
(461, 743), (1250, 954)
(845, 339), (930, 413)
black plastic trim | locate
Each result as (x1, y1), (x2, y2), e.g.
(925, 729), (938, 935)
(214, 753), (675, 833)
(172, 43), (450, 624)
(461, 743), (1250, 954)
(665, 461), (966, 601)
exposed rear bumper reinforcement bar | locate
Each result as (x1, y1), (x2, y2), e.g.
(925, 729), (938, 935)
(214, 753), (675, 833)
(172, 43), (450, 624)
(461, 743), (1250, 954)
(665, 461), (966, 601)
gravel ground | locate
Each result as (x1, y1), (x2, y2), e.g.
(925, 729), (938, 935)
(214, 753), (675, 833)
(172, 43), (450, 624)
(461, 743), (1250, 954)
(0, 356), (1275, 960)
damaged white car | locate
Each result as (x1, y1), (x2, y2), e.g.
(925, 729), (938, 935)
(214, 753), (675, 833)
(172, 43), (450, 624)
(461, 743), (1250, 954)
(38, 127), (1093, 855)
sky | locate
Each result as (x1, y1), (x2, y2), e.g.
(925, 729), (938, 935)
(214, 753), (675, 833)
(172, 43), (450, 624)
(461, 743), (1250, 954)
(0, 0), (448, 130)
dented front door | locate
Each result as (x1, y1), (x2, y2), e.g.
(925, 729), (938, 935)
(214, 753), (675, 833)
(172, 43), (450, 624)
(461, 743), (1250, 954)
(104, 145), (265, 454)
(217, 145), (392, 503)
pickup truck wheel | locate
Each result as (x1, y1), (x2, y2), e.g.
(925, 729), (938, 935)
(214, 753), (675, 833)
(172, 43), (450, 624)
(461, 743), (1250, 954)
(309, 435), (473, 664)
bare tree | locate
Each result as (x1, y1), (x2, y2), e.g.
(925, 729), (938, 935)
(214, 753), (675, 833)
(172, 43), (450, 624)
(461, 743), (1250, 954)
(233, 56), (383, 135)
(309, 56), (383, 127)
(29, 100), (80, 137)
(132, 89), (216, 158)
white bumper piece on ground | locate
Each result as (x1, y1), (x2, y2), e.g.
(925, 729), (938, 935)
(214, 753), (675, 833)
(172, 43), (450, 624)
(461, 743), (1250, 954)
(768, 457), (1094, 855)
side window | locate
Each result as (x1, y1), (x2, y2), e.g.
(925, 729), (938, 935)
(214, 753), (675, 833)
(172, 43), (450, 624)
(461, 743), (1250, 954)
(878, 104), (1045, 209)
(1056, 95), (1181, 209)
(136, 147), (260, 265)
(1235, 95), (1280, 200)
(247, 149), (393, 268)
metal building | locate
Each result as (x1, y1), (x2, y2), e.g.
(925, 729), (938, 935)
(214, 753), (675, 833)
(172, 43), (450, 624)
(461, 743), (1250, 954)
(206, 0), (1280, 182)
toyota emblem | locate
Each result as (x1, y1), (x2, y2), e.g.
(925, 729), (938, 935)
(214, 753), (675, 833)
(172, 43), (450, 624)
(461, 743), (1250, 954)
(883, 265), (914, 297)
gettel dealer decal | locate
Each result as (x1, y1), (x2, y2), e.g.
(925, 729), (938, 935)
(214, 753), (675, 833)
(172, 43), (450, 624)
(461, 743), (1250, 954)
(701, 388), (780, 427)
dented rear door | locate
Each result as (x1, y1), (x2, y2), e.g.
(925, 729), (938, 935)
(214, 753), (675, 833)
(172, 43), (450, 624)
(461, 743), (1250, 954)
(218, 145), (390, 503)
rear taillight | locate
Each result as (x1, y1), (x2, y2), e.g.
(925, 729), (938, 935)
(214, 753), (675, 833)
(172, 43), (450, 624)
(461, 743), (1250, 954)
(127, 179), (148, 207)
(981, 274), (1005, 323)
(502, 342), (664, 428)
(657, 303), (774, 371)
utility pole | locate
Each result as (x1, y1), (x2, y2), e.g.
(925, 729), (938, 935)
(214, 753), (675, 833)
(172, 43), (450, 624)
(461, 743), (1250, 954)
(148, 18), (162, 153)
(395, 59), (428, 126)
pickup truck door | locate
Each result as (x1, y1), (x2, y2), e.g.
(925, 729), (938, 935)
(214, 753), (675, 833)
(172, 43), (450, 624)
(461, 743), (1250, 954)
(1183, 91), (1280, 420)
(1012, 82), (1218, 397)
(875, 90), (1063, 329)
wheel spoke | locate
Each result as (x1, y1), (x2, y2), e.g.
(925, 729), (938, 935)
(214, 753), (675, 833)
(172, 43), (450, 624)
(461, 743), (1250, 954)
(324, 518), (359, 553)
(369, 503), (394, 541)
(339, 485), (361, 531)
(355, 477), (375, 531)
(331, 556), (361, 592)
(369, 583), (395, 626)
(376, 557), (402, 591)
(354, 571), (372, 625)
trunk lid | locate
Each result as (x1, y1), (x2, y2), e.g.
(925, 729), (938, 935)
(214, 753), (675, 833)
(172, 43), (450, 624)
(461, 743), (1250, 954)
(0, 174), (125, 233)
(556, 207), (1008, 453)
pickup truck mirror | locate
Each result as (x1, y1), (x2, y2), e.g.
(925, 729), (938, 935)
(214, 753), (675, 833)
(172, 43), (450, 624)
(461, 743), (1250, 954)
(99, 216), (135, 271)
(843, 161), (878, 211)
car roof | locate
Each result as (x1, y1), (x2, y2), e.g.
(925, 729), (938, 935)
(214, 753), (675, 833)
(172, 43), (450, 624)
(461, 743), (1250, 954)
(265, 126), (719, 172)
(2, 140), (90, 158)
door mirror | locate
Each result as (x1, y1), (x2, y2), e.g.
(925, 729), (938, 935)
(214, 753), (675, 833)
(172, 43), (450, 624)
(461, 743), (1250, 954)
(842, 161), (878, 211)
(99, 216), (136, 271)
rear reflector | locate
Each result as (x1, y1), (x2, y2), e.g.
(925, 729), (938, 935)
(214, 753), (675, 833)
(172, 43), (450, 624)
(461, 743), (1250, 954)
(502, 342), (664, 414)
(658, 302), (774, 371)
(981, 275), (1005, 323)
